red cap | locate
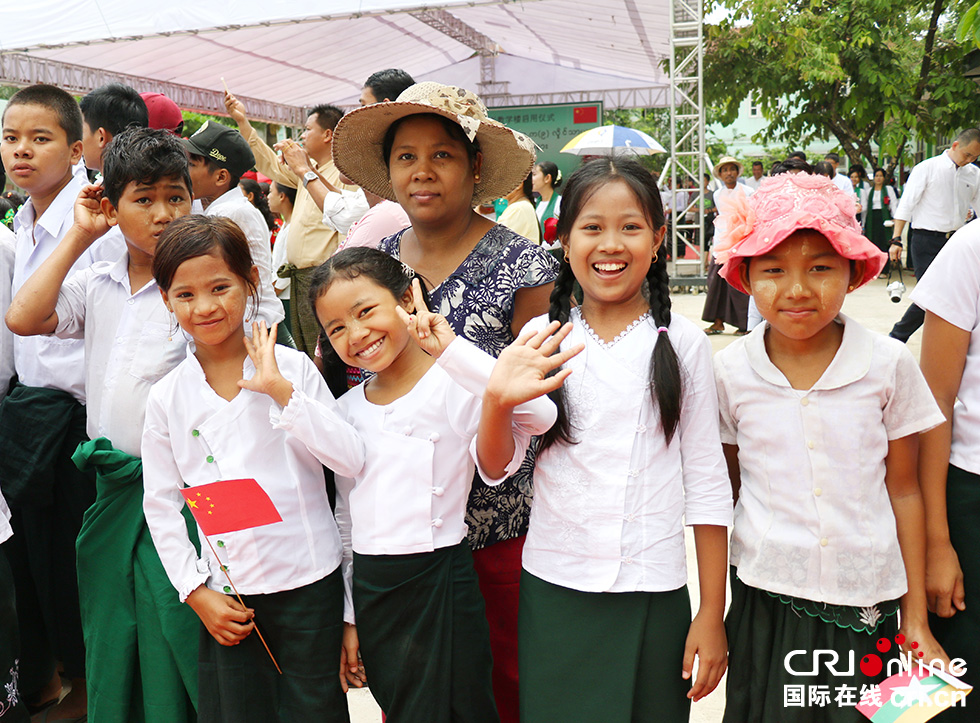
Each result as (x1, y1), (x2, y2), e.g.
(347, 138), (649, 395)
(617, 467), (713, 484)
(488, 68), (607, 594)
(140, 92), (183, 133)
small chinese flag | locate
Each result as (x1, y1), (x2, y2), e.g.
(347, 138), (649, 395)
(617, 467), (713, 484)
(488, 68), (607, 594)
(181, 479), (282, 537)
(573, 106), (598, 124)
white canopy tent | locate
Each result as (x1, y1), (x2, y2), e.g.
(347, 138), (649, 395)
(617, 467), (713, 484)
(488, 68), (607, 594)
(0, 0), (707, 276)
(0, 1), (672, 124)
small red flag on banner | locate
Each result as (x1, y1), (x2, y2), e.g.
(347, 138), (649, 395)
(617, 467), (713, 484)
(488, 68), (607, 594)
(573, 106), (598, 124)
(180, 479), (282, 536)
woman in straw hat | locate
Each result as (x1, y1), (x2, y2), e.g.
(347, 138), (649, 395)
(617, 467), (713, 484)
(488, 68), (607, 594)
(332, 82), (558, 723)
(702, 156), (752, 336)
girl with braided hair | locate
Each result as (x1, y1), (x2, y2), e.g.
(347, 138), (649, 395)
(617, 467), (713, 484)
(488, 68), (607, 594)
(517, 157), (733, 721)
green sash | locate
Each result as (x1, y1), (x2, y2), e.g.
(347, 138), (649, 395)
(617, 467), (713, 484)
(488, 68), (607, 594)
(74, 437), (200, 723)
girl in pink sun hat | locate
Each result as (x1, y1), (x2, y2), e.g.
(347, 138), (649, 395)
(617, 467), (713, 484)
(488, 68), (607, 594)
(712, 173), (952, 721)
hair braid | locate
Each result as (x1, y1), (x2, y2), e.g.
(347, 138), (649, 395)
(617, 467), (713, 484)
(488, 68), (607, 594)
(647, 253), (683, 443)
(538, 256), (578, 451)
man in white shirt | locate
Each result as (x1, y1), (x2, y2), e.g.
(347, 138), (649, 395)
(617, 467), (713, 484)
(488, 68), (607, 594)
(824, 152), (854, 194)
(889, 127), (980, 342)
(743, 161), (765, 191)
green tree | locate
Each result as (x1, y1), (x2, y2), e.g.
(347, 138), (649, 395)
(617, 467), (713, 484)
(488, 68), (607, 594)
(706, 0), (977, 173)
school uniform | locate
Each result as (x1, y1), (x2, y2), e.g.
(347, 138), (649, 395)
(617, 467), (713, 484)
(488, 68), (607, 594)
(714, 315), (945, 722)
(203, 188), (285, 329)
(336, 337), (557, 723)
(911, 223), (980, 716)
(48, 249), (197, 720)
(0, 176), (123, 693)
(518, 309), (733, 723)
(143, 343), (363, 723)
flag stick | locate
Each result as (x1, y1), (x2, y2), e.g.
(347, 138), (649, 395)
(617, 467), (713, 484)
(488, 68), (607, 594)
(201, 534), (282, 675)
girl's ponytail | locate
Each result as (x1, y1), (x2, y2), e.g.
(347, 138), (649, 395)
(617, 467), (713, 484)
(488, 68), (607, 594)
(646, 253), (683, 443)
(537, 257), (577, 451)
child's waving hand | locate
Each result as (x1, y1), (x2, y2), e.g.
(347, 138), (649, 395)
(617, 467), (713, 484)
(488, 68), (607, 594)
(239, 321), (295, 407)
(396, 278), (457, 357)
(486, 321), (583, 408)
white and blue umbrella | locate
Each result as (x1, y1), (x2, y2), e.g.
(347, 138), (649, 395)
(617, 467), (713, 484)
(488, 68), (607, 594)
(560, 124), (666, 156)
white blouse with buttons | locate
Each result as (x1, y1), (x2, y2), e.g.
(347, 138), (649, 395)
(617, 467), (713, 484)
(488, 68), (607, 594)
(335, 337), (557, 559)
(714, 315), (945, 607)
(522, 308), (734, 594)
(142, 344), (364, 603)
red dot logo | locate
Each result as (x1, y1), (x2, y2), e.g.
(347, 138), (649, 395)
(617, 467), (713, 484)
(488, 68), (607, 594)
(876, 638), (891, 653)
(861, 654), (883, 677)
(911, 641), (919, 649)
(895, 633), (906, 645)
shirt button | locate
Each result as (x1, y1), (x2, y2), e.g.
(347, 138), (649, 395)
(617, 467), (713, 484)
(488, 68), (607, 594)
(192, 429), (200, 437)
(428, 432), (441, 442)
(801, 397), (810, 407)
(622, 556), (634, 564)
(223, 585), (231, 593)
(635, 424), (647, 433)
(127, 298), (135, 305)
(820, 537), (829, 547)
(807, 440), (815, 449)
(628, 469), (639, 478)
(625, 513), (636, 522)
(384, 407), (393, 415)
(814, 488), (823, 497)
(402, 426), (413, 436)
(431, 518), (443, 528)
(206, 455), (214, 463)
(432, 487), (445, 497)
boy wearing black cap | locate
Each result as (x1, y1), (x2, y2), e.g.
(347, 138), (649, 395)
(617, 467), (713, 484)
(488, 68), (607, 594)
(183, 121), (284, 329)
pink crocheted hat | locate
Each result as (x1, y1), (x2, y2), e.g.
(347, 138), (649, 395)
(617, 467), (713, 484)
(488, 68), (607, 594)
(713, 173), (886, 294)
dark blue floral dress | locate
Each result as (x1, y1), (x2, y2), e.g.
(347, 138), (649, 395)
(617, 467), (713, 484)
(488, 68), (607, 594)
(378, 224), (559, 549)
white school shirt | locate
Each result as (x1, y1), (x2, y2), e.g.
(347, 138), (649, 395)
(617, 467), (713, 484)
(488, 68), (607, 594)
(523, 309), (733, 593)
(893, 151), (980, 233)
(0, 227), (16, 396)
(336, 337), (556, 556)
(142, 344), (364, 603)
(321, 188), (370, 235)
(52, 252), (187, 457)
(203, 189), (285, 327)
(860, 186), (899, 219)
(911, 220), (980, 475)
(11, 176), (124, 402)
(714, 315), (945, 606)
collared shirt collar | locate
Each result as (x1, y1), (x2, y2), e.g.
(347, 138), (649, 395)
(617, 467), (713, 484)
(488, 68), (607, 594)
(744, 313), (874, 391)
(14, 176), (83, 243)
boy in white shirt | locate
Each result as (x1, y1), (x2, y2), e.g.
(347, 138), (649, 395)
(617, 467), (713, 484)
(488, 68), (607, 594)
(7, 127), (200, 722)
(0, 83), (122, 718)
(182, 121), (285, 332)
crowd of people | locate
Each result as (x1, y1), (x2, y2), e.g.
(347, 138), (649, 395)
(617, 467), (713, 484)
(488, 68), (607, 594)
(0, 69), (977, 723)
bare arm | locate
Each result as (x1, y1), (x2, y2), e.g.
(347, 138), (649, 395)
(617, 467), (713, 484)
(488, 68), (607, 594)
(886, 434), (950, 665)
(511, 282), (554, 338)
(918, 310), (969, 617)
(683, 524), (729, 701)
(722, 443), (742, 505)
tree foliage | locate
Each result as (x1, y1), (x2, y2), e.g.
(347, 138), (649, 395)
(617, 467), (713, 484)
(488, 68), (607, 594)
(705, 0), (978, 172)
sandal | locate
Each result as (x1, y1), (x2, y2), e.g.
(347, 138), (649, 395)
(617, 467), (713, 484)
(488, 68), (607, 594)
(705, 327), (724, 335)
(733, 329), (749, 336)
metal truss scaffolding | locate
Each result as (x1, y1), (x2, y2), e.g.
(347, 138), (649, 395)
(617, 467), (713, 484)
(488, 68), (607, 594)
(667, 0), (707, 284)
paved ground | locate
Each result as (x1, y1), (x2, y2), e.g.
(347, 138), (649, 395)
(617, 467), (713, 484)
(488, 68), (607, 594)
(345, 270), (923, 722)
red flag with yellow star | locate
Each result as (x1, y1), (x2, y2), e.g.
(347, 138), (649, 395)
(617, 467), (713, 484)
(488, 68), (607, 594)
(180, 479), (282, 536)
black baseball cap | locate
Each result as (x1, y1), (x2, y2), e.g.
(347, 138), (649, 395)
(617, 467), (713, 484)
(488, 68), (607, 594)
(182, 121), (254, 178)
